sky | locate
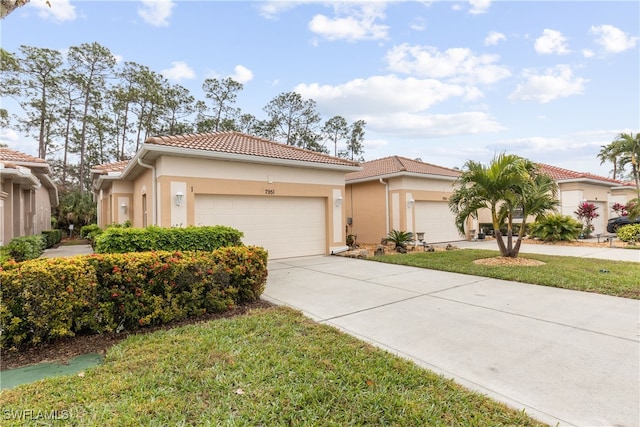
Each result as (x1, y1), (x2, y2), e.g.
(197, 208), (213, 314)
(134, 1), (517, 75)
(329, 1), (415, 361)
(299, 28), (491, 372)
(1, 0), (639, 178)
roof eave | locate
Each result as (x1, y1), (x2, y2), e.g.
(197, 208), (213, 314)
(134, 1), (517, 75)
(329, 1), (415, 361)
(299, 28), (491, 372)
(346, 171), (459, 184)
(131, 144), (362, 175)
(555, 178), (620, 186)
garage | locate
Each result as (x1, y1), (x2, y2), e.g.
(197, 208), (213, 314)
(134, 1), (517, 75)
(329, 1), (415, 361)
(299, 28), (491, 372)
(195, 195), (326, 259)
(414, 201), (462, 243)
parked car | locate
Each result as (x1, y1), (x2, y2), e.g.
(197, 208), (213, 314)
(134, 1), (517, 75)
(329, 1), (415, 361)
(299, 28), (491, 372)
(607, 216), (640, 233)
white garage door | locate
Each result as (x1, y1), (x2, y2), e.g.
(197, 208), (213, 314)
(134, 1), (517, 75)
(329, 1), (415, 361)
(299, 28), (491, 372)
(195, 195), (326, 259)
(415, 201), (462, 243)
(592, 201), (607, 235)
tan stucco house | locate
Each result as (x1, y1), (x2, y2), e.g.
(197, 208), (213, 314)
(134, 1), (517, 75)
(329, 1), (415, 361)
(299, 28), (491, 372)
(473, 163), (638, 235)
(539, 164), (638, 234)
(345, 156), (462, 245)
(92, 132), (361, 259)
(0, 148), (58, 246)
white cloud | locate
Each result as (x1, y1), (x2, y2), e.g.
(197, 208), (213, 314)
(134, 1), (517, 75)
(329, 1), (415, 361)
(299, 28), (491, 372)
(294, 74), (503, 138)
(229, 65), (254, 84)
(384, 44), (511, 85)
(30, 0), (76, 22)
(160, 61), (195, 81)
(469, 0), (491, 15)
(295, 75), (467, 115)
(308, 3), (389, 41)
(138, 0), (175, 27)
(484, 31), (506, 46)
(534, 29), (570, 55)
(410, 17), (426, 32)
(582, 49), (595, 58)
(508, 65), (588, 104)
(590, 24), (639, 53)
(257, 1), (300, 19)
(367, 111), (504, 138)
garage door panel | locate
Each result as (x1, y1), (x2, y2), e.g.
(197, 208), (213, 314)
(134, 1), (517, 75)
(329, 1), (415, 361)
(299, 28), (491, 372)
(195, 195), (326, 259)
(415, 201), (461, 243)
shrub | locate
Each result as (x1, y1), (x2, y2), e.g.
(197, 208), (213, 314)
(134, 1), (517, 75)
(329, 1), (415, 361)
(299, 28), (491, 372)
(574, 201), (599, 238)
(80, 224), (103, 247)
(386, 230), (414, 250)
(0, 257), (99, 348)
(81, 224), (101, 239)
(5, 235), (46, 262)
(616, 223), (640, 243)
(41, 229), (62, 248)
(0, 246), (268, 349)
(528, 214), (583, 242)
(94, 225), (244, 253)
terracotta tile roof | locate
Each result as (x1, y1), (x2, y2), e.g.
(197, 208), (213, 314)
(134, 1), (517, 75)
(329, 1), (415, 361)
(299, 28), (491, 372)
(145, 132), (360, 167)
(538, 163), (626, 185)
(0, 147), (47, 165)
(346, 156), (460, 181)
(92, 160), (130, 174)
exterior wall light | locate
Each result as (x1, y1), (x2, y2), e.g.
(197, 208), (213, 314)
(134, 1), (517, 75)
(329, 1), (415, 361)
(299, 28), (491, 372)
(407, 198), (415, 209)
(175, 191), (184, 206)
(335, 195), (343, 207)
(120, 203), (127, 214)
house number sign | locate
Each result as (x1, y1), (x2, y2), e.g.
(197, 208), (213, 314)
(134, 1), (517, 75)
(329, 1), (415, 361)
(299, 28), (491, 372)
(264, 189), (275, 195)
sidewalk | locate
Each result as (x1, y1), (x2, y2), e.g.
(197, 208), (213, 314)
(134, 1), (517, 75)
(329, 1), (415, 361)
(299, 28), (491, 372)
(40, 243), (94, 258)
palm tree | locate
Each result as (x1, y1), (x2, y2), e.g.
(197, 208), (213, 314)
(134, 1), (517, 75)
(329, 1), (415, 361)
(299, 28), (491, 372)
(449, 153), (558, 258)
(597, 142), (623, 180)
(612, 132), (640, 198)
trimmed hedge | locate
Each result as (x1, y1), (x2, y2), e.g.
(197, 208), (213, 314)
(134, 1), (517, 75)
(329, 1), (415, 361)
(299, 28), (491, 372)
(5, 235), (46, 262)
(42, 229), (63, 248)
(0, 246), (268, 350)
(80, 224), (102, 242)
(94, 225), (244, 254)
(616, 223), (640, 243)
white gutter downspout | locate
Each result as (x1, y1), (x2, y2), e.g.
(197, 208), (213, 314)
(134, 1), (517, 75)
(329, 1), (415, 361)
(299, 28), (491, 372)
(137, 157), (157, 226)
(379, 178), (389, 235)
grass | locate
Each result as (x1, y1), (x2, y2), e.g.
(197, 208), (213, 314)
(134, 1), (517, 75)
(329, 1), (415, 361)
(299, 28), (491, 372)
(370, 249), (640, 299)
(0, 307), (545, 426)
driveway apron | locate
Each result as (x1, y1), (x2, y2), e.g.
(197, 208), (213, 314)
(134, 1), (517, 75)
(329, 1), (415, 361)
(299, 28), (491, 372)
(263, 255), (640, 427)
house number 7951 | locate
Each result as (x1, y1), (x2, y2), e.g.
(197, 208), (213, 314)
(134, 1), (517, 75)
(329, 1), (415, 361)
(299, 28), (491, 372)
(265, 189), (275, 195)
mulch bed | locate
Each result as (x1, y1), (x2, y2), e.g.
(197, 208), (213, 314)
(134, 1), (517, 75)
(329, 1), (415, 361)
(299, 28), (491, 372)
(1, 300), (274, 371)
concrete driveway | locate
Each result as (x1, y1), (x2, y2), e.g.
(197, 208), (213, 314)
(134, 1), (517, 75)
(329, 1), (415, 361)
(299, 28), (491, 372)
(263, 255), (640, 427)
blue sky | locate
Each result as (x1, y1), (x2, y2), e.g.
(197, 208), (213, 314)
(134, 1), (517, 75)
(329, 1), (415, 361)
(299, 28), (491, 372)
(1, 0), (639, 177)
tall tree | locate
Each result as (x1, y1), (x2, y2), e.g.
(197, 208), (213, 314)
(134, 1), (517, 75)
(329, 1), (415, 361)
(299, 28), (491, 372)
(341, 119), (366, 161)
(0, 48), (20, 127)
(449, 153), (558, 257)
(262, 92), (322, 150)
(129, 66), (165, 150)
(322, 116), (349, 156)
(201, 77), (242, 132)
(66, 42), (116, 193)
(160, 83), (195, 135)
(57, 73), (82, 187)
(12, 45), (64, 158)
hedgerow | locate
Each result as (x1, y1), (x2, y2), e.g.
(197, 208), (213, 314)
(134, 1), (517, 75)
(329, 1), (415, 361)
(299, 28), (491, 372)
(5, 235), (46, 262)
(94, 225), (244, 253)
(616, 224), (640, 243)
(0, 246), (268, 350)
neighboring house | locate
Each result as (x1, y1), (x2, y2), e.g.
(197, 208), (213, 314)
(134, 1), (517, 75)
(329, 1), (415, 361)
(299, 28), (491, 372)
(0, 148), (58, 246)
(91, 132), (361, 259)
(539, 164), (637, 234)
(474, 164), (638, 235)
(345, 156), (462, 245)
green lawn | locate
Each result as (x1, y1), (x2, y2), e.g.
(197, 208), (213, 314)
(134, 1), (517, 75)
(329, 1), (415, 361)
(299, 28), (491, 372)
(370, 249), (640, 299)
(1, 307), (545, 426)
